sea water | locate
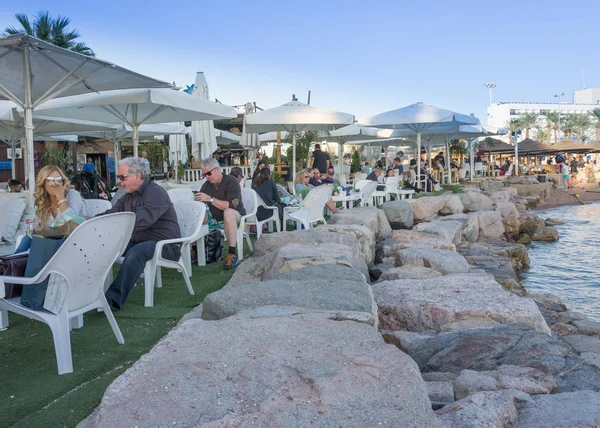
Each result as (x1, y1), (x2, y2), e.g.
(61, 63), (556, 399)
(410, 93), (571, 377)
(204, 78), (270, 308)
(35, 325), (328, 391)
(519, 202), (600, 321)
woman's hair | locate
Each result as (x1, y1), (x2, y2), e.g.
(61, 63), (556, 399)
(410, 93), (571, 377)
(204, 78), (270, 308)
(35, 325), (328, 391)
(252, 167), (271, 189)
(252, 160), (267, 178)
(409, 159), (417, 166)
(34, 165), (70, 226)
(294, 169), (310, 185)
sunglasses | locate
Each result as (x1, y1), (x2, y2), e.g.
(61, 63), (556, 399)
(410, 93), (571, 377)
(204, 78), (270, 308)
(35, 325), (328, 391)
(203, 167), (217, 178)
(45, 177), (63, 183)
(117, 173), (136, 181)
(303, 175), (310, 178)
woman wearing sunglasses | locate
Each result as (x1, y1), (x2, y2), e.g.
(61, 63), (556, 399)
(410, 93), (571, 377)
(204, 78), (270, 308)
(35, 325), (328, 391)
(293, 169), (341, 214)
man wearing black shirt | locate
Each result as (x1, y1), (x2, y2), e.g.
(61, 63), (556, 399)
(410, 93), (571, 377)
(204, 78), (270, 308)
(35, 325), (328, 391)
(98, 157), (181, 309)
(310, 144), (330, 173)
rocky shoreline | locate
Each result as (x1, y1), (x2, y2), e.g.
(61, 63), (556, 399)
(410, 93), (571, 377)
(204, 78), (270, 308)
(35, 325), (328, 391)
(80, 178), (600, 427)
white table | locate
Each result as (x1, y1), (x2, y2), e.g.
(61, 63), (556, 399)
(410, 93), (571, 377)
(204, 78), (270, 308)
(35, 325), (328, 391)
(332, 193), (361, 209)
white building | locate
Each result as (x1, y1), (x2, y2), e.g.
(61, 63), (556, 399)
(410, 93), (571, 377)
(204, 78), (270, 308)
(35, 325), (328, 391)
(487, 88), (600, 142)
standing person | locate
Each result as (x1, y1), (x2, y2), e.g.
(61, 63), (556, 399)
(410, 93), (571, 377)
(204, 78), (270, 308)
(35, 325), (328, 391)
(82, 157), (95, 173)
(96, 157), (181, 309)
(194, 158), (246, 270)
(107, 150), (116, 190)
(140, 151), (152, 178)
(392, 157), (404, 174)
(309, 144), (330, 174)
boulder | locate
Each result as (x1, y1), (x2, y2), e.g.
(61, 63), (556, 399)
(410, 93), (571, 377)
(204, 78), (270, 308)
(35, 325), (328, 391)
(202, 265), (377, 326)
(378, 231), (456, 263)
(254, 229), (358, 258)
(427, 381), (455, 405)
(544, 217), (565, 226)
(318, 223), (376, 265)
(328, 206), (392, 241)
(517, 234), (532, 245)
(393, 326), (569, 375)
(229, 242), (369, 286)
(379, 266), (443, 281)
(561, 335), (600, 354)
(479, 180), (505, 192)
(517, 390), (600, 428)
(532, 227), (559, 242)
(414, 220), (463, 246)
(495, 201), (521, 239)
(475, 210), (505, 240)
(373, 274), (550, 334)
(573, 319), (600, 335)
(368, 263), (394, 281)
(453, 369), (498, 399)
(437, 390), (533, 428)
(80, 317), (438, 428)
(438, 213), (479, 242)
(439, 194), (464, 216)
(380, 200), (414, 229)
(394, 248), (471, 275)
(519, 212), (546, 236)
(458, 191), (494, 212)
(408, 196), (445, 223)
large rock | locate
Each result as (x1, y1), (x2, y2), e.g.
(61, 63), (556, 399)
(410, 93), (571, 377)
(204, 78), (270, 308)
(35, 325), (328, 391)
(378, 230), (455, 263)
(392, 326), (569, 375)
(379, 266), (443, 281)
(328, 206), (392, 241)
(532, 227), (559, 242)
(438, 213), (479, 242)
(381, 200), (414, 229)
(495, 201), (521, 239)
(229, 242), (369, 286)
(80, 317), (438, 428)
(394, 248), (471, 275)
(437, 390), (533, 428)
(517, 390), (600, 428)
(519, 212), (546, 236)
(475, 210), (506, 240)
(439, 194), (464, 216)
(486, 187), (518, 203)
(459, 191), (494, 212)
(373, 274), (550, 334)
(479, 180), (505, 192)
(408, 196), (445, 223)
(414, 220), (463, 246)
(202, 265), (377, 326)
(318, 223), (376, 265)
(453, 369), (498, 399)
(254, 229), (359, 258)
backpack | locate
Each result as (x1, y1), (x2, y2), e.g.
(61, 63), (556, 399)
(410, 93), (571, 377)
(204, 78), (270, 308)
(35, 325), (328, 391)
(205, 229), (224, 263)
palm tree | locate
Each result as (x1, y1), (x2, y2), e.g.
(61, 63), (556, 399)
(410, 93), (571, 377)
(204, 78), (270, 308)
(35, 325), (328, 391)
(562, 113), (578, 142)
(517, 113), (539, 139)
(505, 119), (521, 143)
(535, 127), (547, 144)
(3, 12), (95, 56)
(592, 108), (600, 141)
(573, 113), (593, 143)
(544, 111), (561, 144)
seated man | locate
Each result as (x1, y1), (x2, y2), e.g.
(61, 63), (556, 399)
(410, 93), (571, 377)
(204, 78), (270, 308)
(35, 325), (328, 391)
(229, 166), (245, 184)
(322, 167), (339, 185)
(194, 158), (246, 270)
(8, 179), (23, 193)
(366, 168), (382, 182)
(98, 157), (181, 310)
(392, 157), (403, 174)
(309, 168), (323, 187)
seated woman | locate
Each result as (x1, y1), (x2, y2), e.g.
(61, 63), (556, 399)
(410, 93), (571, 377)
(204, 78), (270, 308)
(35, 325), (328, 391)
(16, 165), (88, 252)
(251, 159), (267, 182)
(293, 169), (341, 213)
(252, 167), (284, 222)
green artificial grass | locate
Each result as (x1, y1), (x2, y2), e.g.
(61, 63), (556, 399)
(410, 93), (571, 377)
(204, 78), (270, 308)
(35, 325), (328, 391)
(0, 253), (237, 428)
(412, 184), (464, 198)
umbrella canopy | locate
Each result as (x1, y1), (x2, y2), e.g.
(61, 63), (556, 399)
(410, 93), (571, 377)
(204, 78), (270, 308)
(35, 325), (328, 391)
(31, 88), (237, 157)
(168, 132), (188, 179)
(241, 103), (261, 161)
(244, 100), (354, 176)
(259, 131), (290, 143)
(359, 103), (479, 188)
(0, 34), (173, 199)
(214, 129), (241, 145)
(188, 72), (218, 161)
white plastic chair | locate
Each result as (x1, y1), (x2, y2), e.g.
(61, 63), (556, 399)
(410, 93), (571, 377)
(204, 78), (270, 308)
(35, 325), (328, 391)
(283, 185), (332, 230)
(167, 188), (195, 203)
(246, 193), (281, 239)
(354, 172), (368, 182)
(354, 180), (379, 207)
(276, 184), (293, 202)
(0, 213), (135, 375)
(384, 176), (400, 202)
(232, 188), (258, 261)
(84, 199), (112, 216)
(136, 201), (207, 307)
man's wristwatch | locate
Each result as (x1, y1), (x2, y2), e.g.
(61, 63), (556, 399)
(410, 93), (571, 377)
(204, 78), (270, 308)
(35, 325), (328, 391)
(209, 197), (214, 204)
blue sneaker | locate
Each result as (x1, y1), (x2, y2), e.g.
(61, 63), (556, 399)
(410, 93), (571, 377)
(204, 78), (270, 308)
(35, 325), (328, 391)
(225, 253), (239, 270)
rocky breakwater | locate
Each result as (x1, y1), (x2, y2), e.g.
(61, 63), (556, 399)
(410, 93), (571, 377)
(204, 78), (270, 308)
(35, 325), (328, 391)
(375, 179), (600, 427)
(80, 207), (439, 428)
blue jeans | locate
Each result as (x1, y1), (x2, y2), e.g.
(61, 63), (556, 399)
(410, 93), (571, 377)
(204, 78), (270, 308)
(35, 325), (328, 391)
(15, 234), (32, 253)
(105, 241), (181, 309)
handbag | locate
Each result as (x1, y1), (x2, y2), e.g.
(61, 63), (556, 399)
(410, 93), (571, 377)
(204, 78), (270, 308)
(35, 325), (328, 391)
(205, 229), (224, 264)
(20, 236), (65, 310)
(0, 253), (28, 298)
(34, 220), (79, 238)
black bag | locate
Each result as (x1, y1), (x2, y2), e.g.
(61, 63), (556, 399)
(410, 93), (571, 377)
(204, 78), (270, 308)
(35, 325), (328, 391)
(20, 236), (65, 310)
(205, 229), (224, 264)
(0, 253), (28, 298)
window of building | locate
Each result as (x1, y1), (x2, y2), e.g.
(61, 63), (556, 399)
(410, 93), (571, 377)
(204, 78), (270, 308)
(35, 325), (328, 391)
(510, 109), (516, 115)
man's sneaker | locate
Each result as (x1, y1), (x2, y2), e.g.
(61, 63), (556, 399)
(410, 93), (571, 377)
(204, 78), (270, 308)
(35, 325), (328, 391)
(225, 253), (239, 270)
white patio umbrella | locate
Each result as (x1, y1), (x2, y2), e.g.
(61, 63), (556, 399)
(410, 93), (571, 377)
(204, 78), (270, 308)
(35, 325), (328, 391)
(168, 132), (188, 181)
(258, 131), (290, 143)
(240, 103), (261, 161)
(189, 72), (218, 161)
(244, 100), (354, 177)
(214, 129), (241, 145)
(31, 88), (237, 157)
(0, 34), (172, 200)
(359, 102), (479, 189)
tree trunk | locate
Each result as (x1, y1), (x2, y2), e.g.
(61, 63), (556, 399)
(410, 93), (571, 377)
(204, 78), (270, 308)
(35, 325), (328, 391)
(547, 122), (552, 145)
(525, 128), (530, 139)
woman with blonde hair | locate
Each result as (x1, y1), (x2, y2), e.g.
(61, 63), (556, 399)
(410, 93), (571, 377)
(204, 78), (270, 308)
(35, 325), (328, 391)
(293, 168), (341, 213)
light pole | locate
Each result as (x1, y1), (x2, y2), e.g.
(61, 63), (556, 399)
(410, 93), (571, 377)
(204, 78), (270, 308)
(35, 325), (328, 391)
(554, 92), (565, 142)
(484, 83), (496, 125)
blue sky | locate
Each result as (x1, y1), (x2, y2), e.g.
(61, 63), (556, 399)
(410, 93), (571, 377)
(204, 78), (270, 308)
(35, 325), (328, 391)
(2, 0), (599, 124)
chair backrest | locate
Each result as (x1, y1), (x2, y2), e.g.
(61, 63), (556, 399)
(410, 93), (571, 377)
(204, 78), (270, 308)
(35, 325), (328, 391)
(167, 188), (195, 203)
(241, 188), (258, 218)
(354, 179), (371, 191)
(384, 176), (399, 191)
(39, 213), (135, 313)
(354, 172), (367, 181)
(360, 181), (378, 200)
(276, 184), (293, 200)
(84, 199), (112, 217)
(173, 201), (206, 240)
(299, 185), (332, 221)
(243, 178), (253, 188)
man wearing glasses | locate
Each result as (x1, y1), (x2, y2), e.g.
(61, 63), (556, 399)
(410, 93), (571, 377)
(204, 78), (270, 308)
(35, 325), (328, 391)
(96, 157), (181, 309)
(194, 158), (246, 269)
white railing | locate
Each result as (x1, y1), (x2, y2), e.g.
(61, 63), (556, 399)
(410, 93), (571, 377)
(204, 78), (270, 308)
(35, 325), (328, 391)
(183, 166), (254, 182)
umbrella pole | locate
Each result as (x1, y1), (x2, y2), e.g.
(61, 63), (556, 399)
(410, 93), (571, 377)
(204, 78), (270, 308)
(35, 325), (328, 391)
(23, 47), (36, 205)
(133, 124), (139, 158)
(338, 142), (343, 178)
(292, 133), (297, 178)
(446, 138), (451, 184)
(416, 132), (421, 190)
(470, 139), (475, 181)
